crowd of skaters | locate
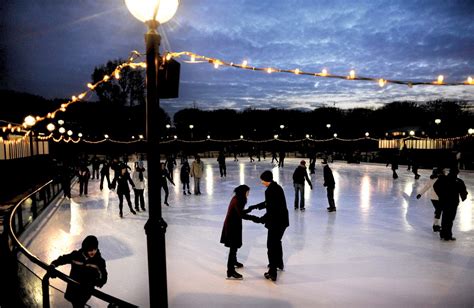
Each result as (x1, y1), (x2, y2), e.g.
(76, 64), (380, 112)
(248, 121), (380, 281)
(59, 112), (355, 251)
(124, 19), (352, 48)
(53, 149), (468, 290)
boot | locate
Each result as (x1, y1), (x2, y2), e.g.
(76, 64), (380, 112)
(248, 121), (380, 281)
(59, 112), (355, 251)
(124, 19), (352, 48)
(264, 271), (277, 281)
(234, 261), (243, 268)
(227, 270), (243, 279)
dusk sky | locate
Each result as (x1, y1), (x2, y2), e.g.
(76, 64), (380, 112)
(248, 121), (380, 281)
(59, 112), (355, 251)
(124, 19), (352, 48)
(2, 0), (474, 115)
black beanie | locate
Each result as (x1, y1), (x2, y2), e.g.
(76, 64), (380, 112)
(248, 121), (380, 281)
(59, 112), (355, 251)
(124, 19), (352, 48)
(260, 170), (273, 182)
(81, 235), (99, 251)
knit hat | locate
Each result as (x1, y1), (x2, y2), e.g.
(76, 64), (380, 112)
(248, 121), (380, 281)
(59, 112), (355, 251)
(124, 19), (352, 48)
(260, 170), (273, 182)
(300, 160), (306, 165)
(81, 235), (99, 251)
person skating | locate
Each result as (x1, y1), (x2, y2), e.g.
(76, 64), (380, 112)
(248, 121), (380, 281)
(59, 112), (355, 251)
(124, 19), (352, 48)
(78, 164), (90, 197)
(90, 155), (101, 180)
(132, 161), (146, 211)
(49, 235), (107, 308)
(217, 150), (227, 177)
(323, 159), (336, 212)
(99, 159), (111, 191)
(190, 155), (204, 195)
(161, 162), (175, 206)
(247, 170), (289, 282)
(416, 168), (442, 232)
(433, 168), (468, 241)
(180, 159), (191, 195)
(292, 160), (313, 211)
(386, 153), (399, 179)
(220, 185), (259, 279)
(116, 165), (136, 218)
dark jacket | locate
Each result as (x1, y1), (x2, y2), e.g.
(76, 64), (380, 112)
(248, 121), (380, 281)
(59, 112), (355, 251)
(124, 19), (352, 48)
(116, 172), (135, 194)
(433, 174), (468, 207)
(255, 181), (289, 230)
(180, 163), (190, 183)
(220, 196), (256, 248)
(51, 249), (107, 304)
(293, 165), (312, 187)
(323, 165), (335, 188)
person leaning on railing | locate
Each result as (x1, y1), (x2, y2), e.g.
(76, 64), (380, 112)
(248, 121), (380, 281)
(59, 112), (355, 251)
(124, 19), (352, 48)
(49, 235), (107, 307)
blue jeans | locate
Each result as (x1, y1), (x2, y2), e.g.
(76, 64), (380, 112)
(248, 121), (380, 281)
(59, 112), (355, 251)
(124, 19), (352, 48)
(294, 183), (305, 209)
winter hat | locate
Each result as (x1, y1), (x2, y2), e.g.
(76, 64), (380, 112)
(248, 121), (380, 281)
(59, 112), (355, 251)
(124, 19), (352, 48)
(260, 170), (273, 182)
(300, 160), (306, 165)
(81, 235), (99, 251)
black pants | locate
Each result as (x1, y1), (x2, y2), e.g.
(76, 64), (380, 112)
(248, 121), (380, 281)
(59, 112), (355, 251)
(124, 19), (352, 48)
(440, 204), (458, 239)
(227, 247), (238, 271)
(100, 173), (110, 190)
(431, 199), (442, 219)
(134, 188), (145, 210)
(118, 192), (133, 213)
(162, 182), (169, 203)
(92, 168), (99, 179)
(219, 164), (226, 177)
(182, 182), (190, 192)
(79, 178), (88, 196)
(267, 227), (286, 274)
(327, 186), (336, 209)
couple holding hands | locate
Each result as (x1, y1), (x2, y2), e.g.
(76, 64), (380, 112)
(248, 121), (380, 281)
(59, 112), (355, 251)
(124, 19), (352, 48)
(220, 170), (289, 282)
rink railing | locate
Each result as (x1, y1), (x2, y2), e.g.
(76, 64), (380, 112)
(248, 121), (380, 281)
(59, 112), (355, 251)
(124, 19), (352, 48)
(8, 179), (138, 308)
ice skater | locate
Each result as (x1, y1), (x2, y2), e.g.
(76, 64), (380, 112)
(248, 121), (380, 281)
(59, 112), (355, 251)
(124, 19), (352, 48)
(433, 168), (468, 241)
(416, 168), (442, 232)
(90, 155), (100, 180)
(292, 160), (313, 211)
(49, 235), (107, 308)
(217, 150), (227, 177)
(386, 153), (399, 179)
(132, 161), (146, 211)
(322, 159), (336, 212)
(99, 159), (111, 191)
(278, 150), (286, 167)
(220, 184), (259, 279)
(161, 162), (175, 206)
(180, 159), (191, 195)
(190, 155), (204, 195)
(247, 170), (289, 281)
(116, 165), (136, 218)
(78, 164), (90, 197)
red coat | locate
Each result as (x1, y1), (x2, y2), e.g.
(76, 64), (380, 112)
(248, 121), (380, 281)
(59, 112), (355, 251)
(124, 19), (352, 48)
(220, 196), (255, 248)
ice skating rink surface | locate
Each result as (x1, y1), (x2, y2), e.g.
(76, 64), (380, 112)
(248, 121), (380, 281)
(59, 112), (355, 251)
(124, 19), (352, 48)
(21, 158), (474, 307)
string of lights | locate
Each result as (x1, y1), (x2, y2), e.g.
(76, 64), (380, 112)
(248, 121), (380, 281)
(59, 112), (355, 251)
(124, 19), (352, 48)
(164, 51), (474, 87)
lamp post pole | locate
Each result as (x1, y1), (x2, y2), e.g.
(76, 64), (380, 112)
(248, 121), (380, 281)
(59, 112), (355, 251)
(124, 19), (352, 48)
(143, 20), (168, 307)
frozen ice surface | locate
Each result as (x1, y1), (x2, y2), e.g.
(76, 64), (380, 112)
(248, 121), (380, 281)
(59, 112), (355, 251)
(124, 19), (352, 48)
(20, 158), (474, 307)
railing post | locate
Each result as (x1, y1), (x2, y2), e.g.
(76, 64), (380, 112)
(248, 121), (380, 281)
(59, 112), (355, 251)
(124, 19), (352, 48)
(42, 272), (51, 308)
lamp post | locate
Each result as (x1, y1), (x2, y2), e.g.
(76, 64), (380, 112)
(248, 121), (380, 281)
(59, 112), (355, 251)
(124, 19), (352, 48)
(125, 1), (179, 307)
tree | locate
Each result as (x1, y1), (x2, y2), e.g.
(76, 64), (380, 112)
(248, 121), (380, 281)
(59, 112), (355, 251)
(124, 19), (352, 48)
(91, 59), (145, 107)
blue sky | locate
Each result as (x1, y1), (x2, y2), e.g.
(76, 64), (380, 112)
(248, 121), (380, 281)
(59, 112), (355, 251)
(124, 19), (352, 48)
(2, 0), (474, 115)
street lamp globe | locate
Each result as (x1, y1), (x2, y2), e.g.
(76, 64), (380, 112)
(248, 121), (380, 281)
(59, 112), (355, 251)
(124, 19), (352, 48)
(125, 0), (179, 24)
(434, 118), (441, 125)
(409, 130), (415, 136)
(166, 124), (171, 129)
(24, 115), (36, 127)
(78, 133), (83, 138)
(280, 124), (284, 129)
(326, 124), (331, 129)
(333, 133), (338, 138)
(365, 132), (369, 137)
(67, 130), (73, 136)
(46, 123), (55, 132)
(58, 127), (66, 134)
(189, 124), (194, 129)
(468, 128), (474, 135)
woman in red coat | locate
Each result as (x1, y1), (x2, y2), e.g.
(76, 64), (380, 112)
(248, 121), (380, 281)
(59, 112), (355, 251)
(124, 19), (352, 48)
(220, 184), (258, 279)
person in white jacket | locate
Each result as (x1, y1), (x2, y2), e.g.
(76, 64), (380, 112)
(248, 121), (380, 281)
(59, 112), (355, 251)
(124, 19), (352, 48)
(190, 155), (204, 195)
(416, 168), (442, 232)
(132, 161), (146, 211)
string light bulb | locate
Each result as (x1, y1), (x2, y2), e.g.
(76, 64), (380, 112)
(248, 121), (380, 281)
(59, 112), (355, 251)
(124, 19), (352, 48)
(78, 133), (83, 138)
(67, 130), (73, 136)
(24, 115), (36, 127)
(58, 127), (66, 134)
(467, 76), (473, 85)
(378, 79), (386, 87)
(114, 71), (120, 79)
(437, 75), (444, 84)
(349, 70), (356, 79)
(87, 83), (94, 89)
(294, 68), (300, 75)
(242, 60), (248, 68)
(333, 133), (338, 138)
(267, 68), (273, 74)
(166, 54), (172, 61)
(321, 68), (328, 77)
(213, 61), (219, 69)
(46, 123), (55, 132)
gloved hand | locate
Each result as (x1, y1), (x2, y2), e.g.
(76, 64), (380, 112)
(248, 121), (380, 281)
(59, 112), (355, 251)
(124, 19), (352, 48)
(249, 215), (262, 223)
(48, 264), (57, 278)
(416, 194), (421, 199)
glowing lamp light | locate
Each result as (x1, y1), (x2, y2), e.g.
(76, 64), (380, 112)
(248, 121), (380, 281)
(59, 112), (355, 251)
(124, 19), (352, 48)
(67, 130), (73, 136)
(240, 135), (244, 139)
(294, 68), (300, 75)
(58, 127), (66, 134)
(267, 68), (273, 74)
(87, 83), (94, 89)
(165, 124), (171, 129)
(305, 134), (310, 138)
(132, 136), (136, 139)
(189, 124), (194, 129)
(173, 135), (178, 139)
(434, 119), (441, 125)
(139, 134), (144, 139)
(468, 128), (474, 135)
(280, 124), (285, 129)
(349, 69), (356, 79)
(166, 54), (172, 61)
(321, 68), (328, 77)
(242, 60), (248, 68)
(104, 134), (109, 139)
(437, 75), (444, 84)
(333, 133), (338, 138)
(24, 115), (36, 127)
(274, 134), (279, 139)
(207, 135), (211, 139)
(409, 130), (415, 136)
(365, 132), (370, 137)
(190, 55), (196, 62)
(78, 133), (83, 138)
(125, 0), (179, 24)
(378, 79), (386, 87)
(213, 61), (219, 69)
(467, 76), (473, 85)
(326, 124), (331, 129)
(58, 120), (65, 125)
(46, 123), (55, 132)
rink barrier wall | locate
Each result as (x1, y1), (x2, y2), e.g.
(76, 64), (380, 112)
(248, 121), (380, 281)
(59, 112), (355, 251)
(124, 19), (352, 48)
(7, 180), (138, 308)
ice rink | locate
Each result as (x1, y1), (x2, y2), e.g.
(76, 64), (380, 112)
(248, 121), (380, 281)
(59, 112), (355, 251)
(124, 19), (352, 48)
(20, 158), (474, 307)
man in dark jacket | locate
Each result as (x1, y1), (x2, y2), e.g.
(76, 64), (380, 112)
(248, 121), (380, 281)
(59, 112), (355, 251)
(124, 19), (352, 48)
(433, 168), (468, 241)
(116, 165), (136, 217)
(323, 159), (336, 212)
(50, 235), (107, 307)
(248, 170), (289, 281)
(292, 160), (313, 210)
